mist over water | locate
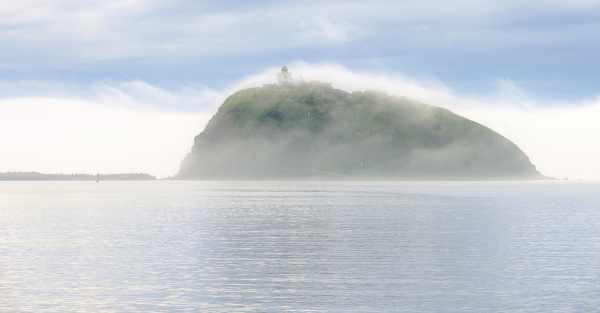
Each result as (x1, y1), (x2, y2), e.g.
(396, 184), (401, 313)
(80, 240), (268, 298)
(1, 181), (599, 311)
(219, 63), (600, 180)
(178, 87), (542, 179)
(0, 98), (208, 178)
(1, 63), (599, 179)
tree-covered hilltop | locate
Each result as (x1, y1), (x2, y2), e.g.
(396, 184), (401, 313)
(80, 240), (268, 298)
(178, 86), (544, 180)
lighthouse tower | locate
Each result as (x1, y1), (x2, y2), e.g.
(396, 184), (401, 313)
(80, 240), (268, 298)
(277, 65), (294, 85)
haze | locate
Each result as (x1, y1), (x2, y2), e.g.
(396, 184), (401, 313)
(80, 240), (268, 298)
(1, 0), (599, 179)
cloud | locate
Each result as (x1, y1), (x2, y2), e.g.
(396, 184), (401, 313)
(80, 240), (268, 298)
(0, 79), (222, 113)
(298, 18), (356, 45)
(2, 0), (598, 62)
(454, 99), (600, 181)
(408, 25), (429, 32)
(1, 0), (599, 104)
(0, 97), (209, 178)
(94, 80), (221, 113)
(0, 76), (239, 178)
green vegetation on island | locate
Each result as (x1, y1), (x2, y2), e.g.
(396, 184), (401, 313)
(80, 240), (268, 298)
(0, 172), (157, 181)
(178, 86), (544, 180)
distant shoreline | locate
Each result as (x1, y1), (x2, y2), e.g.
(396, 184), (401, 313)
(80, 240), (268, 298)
(172, 175), (556, 181)
(0, 172), (157, 181)
(0, 172), (557, 182)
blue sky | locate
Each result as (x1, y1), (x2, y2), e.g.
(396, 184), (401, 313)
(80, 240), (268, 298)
(1, 0), (600, 178)
(2, 0), (599, 100)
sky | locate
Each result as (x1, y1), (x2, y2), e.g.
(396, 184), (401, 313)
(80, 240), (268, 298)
(1, 0), (599, 179)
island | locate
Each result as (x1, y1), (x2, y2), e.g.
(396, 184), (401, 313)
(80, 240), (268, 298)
(177, 66), (545, 180)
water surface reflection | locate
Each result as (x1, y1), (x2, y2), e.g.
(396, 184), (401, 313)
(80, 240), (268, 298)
(1, 181), (599, 311)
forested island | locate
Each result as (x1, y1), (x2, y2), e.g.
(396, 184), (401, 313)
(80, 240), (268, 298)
(177, 86), (546, 180)
(0, 172), (157, 181)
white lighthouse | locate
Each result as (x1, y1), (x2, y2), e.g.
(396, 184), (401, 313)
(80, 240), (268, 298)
(262, 65), (320, 89)
(277, 65), (294, 85)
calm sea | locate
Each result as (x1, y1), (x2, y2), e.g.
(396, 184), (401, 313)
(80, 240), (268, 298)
(1, 181), (599, 312)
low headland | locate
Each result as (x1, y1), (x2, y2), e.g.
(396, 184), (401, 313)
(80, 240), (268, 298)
(0, 172), (157, 181)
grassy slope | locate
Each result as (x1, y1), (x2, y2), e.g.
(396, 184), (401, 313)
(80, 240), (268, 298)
(178, 87), (541, 179)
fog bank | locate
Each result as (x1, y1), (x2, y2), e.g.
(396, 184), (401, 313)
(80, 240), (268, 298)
(222, 63), (600, 180)
(0, 98), (208, 178)
(1, 63), (599, 179)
